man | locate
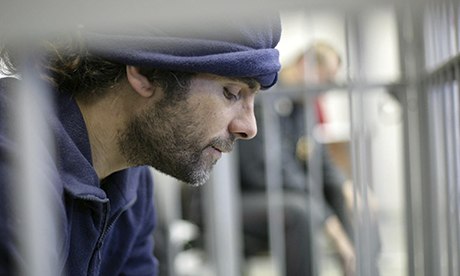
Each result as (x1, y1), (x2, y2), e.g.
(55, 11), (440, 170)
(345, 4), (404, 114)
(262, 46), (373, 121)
(0, 15), (281, 275)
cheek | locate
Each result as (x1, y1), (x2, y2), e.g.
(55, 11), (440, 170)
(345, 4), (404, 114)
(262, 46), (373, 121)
(204, 109), (226, 134)
(186, 86), (237, 136)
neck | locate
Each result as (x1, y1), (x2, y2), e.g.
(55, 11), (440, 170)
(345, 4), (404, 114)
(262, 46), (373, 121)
(76, 91), (129, 180)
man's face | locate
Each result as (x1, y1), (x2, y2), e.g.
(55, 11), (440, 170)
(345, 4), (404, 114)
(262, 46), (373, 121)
(300, 52), (340, 85)
(317, 52), (340, 84)
(118, 73), (259, 186)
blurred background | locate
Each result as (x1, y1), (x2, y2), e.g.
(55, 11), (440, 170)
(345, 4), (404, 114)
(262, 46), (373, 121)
(2, 0), (460, 275)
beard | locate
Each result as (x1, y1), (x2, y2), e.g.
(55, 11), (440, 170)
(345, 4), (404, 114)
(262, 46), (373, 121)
(117, 95), (234, 186)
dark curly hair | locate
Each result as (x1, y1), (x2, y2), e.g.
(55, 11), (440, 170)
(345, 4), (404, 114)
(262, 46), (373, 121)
(0, 32), (195, 101)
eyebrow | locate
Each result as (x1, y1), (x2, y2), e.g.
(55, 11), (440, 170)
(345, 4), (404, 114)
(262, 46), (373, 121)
(228, 77), (260, 91)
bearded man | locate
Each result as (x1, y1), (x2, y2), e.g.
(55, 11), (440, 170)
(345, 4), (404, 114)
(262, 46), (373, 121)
(0, 14), (281, 275)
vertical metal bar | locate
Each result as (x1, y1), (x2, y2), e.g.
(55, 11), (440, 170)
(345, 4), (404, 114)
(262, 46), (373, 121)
(441, 69), (456, 276)
(441, 0), (449, 63)
(418, 1), (453, 275)
(425, 80), (440, 276)
(262, 94), (286, 276)
(302, 87), (322, 276)
(204, 152), (242, 276)
(11, 55), (61, 276)
(454, 0), (460, 54)
(453, 62), (460, 276)
(431, 0), (439, 66)
(397, 3), (426, 275)
(402, 0), (442, 276)
(425, 81), (436, 276)
(345, 11), (374, 276)
(429, 73), (450, 276)
(149, 169), (182, 276)
(444, 67), (459, 276)
(438, 0), (445, 65)
(424, 4), (434, 70)
(432, 3), (440, 67)
(447, 0), (458, 56)
(450, 79), (458, 276)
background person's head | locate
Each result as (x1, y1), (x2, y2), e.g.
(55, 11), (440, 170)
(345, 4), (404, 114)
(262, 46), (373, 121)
(280, 40), (341, 86)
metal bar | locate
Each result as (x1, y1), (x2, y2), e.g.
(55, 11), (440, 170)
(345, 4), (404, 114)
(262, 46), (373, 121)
(0, 0), (427, 36)
(447, 0), (457, 57)
(396, 1), (429, 275)
(457, 0), (460, 56)
(424, 82), (438, 276)
(345, 11), (376, 276)
(396, 7), (417, 276)
(431, 73), (450, 276)
(453, 61), (460, 276)
(262, 94), (286, 276)
(302, 88), (323, 276)
(432, 2), (441, 67)
(424, 3), (434, 70)
(441, 0), (449, 63)
(448, 66), (460, 276)
(204, 152), (243, 276)
(11, 55), (61, 276)
(441, 69), (455, 276)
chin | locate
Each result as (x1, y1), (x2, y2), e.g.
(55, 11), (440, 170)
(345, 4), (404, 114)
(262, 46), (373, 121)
(186, 163), (216, 186)
(184, 170), (211, 187)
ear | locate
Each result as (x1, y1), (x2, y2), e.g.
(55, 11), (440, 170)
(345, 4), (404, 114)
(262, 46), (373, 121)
(126, 65), (154, 98)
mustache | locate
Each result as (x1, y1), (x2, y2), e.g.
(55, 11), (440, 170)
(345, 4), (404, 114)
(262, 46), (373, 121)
(208, 136), (235, 153)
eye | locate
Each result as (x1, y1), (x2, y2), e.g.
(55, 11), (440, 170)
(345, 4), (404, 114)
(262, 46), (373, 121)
(223, 87), (240, 101)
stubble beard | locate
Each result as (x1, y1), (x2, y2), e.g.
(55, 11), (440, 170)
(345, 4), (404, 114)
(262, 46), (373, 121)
(117, 97), (216, 186)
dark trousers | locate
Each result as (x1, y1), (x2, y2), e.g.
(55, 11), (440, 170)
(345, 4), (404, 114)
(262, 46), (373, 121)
(241, 192), (320, 276)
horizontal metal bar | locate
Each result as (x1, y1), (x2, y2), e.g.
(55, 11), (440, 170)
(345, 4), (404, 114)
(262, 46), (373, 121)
(0, 1), (410, 37)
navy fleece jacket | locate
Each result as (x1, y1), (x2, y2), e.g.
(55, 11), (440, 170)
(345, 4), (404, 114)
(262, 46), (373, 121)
(0, 78), (157, 275)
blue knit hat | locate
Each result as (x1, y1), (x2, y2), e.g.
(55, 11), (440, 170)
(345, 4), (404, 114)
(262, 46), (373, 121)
(83, 14), (281, 89)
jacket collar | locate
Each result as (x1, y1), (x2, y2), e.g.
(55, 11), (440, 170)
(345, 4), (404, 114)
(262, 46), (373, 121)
(54, 92), (140, 205)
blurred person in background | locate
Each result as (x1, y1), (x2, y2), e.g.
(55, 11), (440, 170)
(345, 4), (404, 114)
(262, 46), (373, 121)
(237, 41), (369, 276)
(0, 14), (281, 276)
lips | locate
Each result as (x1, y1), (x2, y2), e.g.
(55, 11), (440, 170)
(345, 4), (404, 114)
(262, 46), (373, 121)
(212, 146), (222, 153)
(207, 137), (234, 154)
(211, 142), (233, 153)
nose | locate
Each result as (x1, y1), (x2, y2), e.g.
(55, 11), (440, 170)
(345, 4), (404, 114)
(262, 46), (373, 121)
(229, 106), (258, 140)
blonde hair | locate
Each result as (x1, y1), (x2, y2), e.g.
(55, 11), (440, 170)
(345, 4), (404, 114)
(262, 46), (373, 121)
(280, 41), (341, 85)
(300, 40), (341, 67)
